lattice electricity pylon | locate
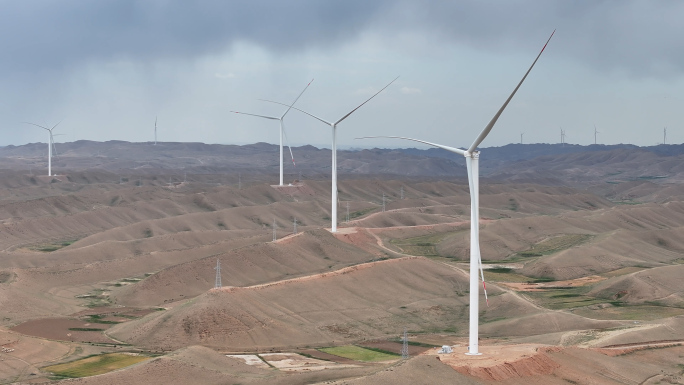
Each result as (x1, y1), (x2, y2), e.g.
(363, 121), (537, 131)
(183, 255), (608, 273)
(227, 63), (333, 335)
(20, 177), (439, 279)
(214, 259), (222, 288)
(272, 218), (277, 242)
(401, 328), (409, 359)
(293, 217), (297, 235)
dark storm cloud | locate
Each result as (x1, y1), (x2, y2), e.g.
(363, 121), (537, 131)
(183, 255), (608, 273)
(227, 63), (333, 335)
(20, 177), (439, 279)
(2, 1), (682, 77)
(0, 0), (391, 73)
(1, 0), (682, 79)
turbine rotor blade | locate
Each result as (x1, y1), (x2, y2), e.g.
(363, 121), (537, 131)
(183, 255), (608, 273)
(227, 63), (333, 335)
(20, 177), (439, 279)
(50, 120), (63, 131)
(230, 111), (280, 120)
(356, 135), (466, 156)
(281, 78), (314, 119)
(477, 253), (488, 306)
(282, 125), (296, 167)
(260, 100), (332, 126)
(23, 121), (50, 131)
(468, 30), (555, 153)
(334, 76), (399, 126)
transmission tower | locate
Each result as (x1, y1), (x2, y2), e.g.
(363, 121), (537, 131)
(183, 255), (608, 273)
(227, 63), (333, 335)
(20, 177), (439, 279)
(400, 186), (404, 200)
(382, 193), (386, 212)
(293, 217), (297, 235)
(214, 259), (222, 288)
(272, 218), (277, 242)
(401, 328), (409, 359)
(238, 173), (241, 189)
(346, 202), (350, 223)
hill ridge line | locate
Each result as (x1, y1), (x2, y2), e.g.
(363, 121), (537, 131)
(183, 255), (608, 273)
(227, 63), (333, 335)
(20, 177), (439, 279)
(211, 256), (420, 293)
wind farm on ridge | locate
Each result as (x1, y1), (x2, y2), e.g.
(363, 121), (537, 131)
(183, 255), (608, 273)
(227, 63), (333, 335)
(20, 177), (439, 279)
(2, 6), (684, 385)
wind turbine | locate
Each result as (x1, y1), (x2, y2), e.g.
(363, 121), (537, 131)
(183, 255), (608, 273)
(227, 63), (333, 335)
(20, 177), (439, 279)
(664, 127), (667, 145)
(24, 121), (61, 176)
(232, 79), (314, 186)
(154, 116), (157, 145)
(520, 132), (524, 145)
(594, 125), (600, 145)
(263, 77), (398, 232)
(357, 31), (554, 355)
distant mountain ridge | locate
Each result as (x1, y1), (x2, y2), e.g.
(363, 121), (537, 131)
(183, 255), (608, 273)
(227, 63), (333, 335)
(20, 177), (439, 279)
(1, 140), (683, 184)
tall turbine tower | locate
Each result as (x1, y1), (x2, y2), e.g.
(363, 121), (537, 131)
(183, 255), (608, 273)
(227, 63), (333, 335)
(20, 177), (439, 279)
(24, 121), (61, 176)
(264, 77), (398, 232)
(358, 31), (554, 355)
(154, 116), (157, 145)
(232, 80), (313, 186)
(664, 127), (667, 144)
(594, 125), (600, 145)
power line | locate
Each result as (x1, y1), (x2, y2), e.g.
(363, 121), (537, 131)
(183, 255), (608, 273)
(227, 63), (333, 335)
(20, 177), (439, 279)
(214, 259), (222, 288)
(401, 328), (409, 359)
(272, 218), (277, 242)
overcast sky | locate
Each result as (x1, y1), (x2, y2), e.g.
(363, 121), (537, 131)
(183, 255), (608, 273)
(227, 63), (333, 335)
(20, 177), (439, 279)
(1, 1), (683, 149)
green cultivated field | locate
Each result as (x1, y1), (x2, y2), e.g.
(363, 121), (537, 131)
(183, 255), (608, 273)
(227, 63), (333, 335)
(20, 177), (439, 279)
(319, 345), (398, 362)
(390, 231), (457, 257)
(572, 305), (684, 321)
(43, 353), (150, 378)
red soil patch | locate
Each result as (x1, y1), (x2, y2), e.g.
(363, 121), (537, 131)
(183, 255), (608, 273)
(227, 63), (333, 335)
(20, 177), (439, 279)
(499, 275), (605, 292)
(298, 349), (359, 365)
(11, 318), (118, 343)
(70, 307), (157, 318)
(593, 340), (684, 356)
(434, 344), (561, 381)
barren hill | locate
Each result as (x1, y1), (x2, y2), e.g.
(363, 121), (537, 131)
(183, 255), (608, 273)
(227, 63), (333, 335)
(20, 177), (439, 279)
(110, 257), (478, 351)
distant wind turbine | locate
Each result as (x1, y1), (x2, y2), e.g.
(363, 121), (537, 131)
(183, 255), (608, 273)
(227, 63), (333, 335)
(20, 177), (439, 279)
(232, 79), (314, 186)
(520, 132), (524, 145)
(594, 125), (600, 145)
(24, 121), (62, 176)
(664, 127), (667, 145)
(154, 116), (157, 145)
(357, 31), (554, 355)
(263, 77), (398, 232)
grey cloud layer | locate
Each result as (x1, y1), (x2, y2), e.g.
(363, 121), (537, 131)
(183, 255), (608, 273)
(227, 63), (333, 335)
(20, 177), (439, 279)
(1, 1), (682, 76)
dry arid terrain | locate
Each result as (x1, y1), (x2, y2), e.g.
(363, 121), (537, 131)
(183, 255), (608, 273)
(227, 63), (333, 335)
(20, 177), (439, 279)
(1, 141), (684, 384)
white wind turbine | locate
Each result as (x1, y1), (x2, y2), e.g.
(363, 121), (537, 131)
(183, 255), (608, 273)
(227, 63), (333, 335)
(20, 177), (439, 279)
(24, 121), (62, 176)
(154, 116), (158, 145)
(358, 31), (554, 355)
(232, 79), (314, 186)
(594, 124), (600, 145)
(263, 77), (399, 232)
